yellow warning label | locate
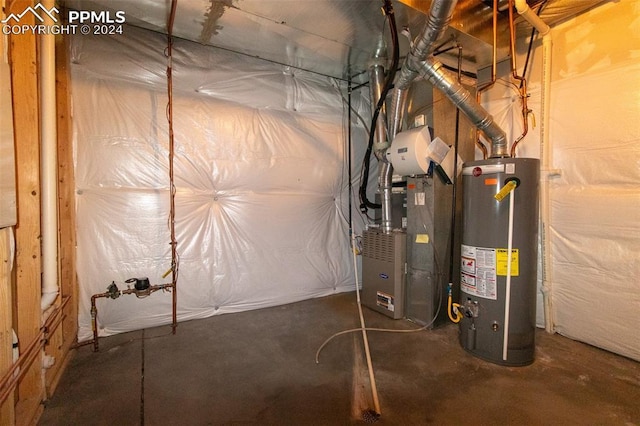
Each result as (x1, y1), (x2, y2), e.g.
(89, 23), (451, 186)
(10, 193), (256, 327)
(415, 234), (430, 244)
(496, 248), (519, 276)
(494, 180), (517, 202)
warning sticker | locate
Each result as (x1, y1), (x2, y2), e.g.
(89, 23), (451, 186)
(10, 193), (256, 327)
(460, 244), (497, 300)
(376, 291), (395, 312)
(496, 249), (519, 276)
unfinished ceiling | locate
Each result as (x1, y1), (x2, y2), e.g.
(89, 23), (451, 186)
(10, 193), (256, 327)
(61, 0), (609, 82)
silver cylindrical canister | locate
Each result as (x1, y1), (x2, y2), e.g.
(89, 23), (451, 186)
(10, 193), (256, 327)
(459, 158), (539, 366)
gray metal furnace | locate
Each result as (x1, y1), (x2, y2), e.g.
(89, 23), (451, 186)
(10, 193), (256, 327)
(405, 176), (453, 327)
(362, 229), (406, 319)
(402, 82), (475, 328)
(459, 158), (539, 366)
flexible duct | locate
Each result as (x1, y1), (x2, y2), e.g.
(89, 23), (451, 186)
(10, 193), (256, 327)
(40, 0), (59, 311)
(418, 58), (508, 157)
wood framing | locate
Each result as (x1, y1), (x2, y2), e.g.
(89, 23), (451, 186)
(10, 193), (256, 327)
(8, 0), (44, 423)
(0, 228), (15, 426)
(3, 0), (78, 421)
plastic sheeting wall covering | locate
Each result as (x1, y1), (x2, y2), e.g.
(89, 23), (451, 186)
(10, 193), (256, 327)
(480, 0), (640, 361)
(71, 25), (373, 341)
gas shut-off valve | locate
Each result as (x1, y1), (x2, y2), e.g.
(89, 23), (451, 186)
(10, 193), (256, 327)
(462, 299), (479, 318)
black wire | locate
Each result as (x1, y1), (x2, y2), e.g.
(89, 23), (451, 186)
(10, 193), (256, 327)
(348, 78), (353, 232)
(448, 46), (463, 286)
(358, 0), (399, 213)
(521, 0), (549, 88)
(439, 63), (477, 80)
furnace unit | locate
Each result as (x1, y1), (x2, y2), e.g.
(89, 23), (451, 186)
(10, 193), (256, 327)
(362, 229), (406, 319)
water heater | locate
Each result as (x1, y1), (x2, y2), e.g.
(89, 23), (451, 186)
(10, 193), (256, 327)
(459, 158), (539, 366)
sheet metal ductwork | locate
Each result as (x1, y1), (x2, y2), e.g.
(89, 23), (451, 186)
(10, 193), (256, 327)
(376, 0), (460, 233)
(368, 38), (390, 154)
(377, 0), (510, 232)
(418, 58), (508, 157)
(368, 45), (394, 233)
(395, 0), (458, 91)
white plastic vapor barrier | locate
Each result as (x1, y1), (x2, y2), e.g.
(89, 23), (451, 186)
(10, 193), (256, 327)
(71, 26), (369, 341)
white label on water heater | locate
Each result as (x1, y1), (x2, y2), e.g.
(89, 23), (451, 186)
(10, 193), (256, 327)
(460, 244), (497, 300)
(415, 192), (425, 206)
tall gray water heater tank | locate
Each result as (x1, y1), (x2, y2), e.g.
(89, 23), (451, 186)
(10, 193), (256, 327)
(459, 158), (539, 366)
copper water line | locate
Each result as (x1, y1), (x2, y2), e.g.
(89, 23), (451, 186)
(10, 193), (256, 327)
(474, 0), (498, 160)
(89, 283), (174, 352)
(167, 0), (179, 334)
(508, 0), (530, 157)
(0, 331), (42, 404)
(0, 296), (70, 404)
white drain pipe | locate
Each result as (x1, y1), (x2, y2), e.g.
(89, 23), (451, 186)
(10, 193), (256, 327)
(515, 0), (556, 333)
(40, 0), (59, 311)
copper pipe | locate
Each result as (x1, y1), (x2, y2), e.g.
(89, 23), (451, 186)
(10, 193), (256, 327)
(0, 296), (69, 404)
(90, 283), (175, 352)
(168, 0), (178, 36)
(508, 0), (530, 157)
(474, 0), (498, 160)
(43, 295), (71, 340)
(0, 332), (43, 404)
(167, 0), (179, 334)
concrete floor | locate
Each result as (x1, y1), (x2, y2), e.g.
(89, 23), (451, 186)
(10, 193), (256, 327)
(39, 292), (640, 425)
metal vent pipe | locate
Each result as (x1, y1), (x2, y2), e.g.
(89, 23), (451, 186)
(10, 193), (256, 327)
(368, 36), (389, 154)
(394, 0), (459, 90)
(378, 0), (459, 233)
(419, 59), (508, 157)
